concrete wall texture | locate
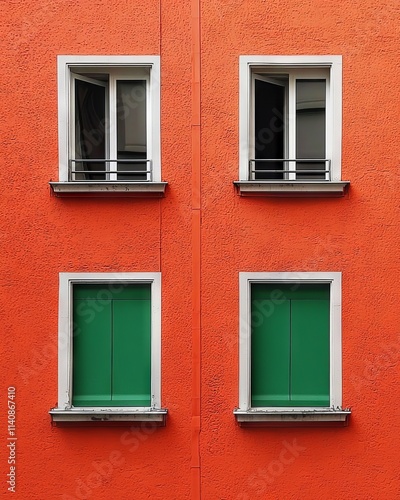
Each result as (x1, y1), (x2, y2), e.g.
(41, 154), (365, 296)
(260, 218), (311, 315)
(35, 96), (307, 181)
(1, 0), (399, 498)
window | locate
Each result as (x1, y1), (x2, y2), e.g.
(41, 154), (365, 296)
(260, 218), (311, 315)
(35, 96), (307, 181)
(234, 272), (350, 425)
(50, 273), (167, 424)
(235, 56), (349, 196)
(51, 56), (166, 196)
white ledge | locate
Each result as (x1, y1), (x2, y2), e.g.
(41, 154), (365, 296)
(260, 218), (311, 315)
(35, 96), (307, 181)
(234, 408), (351, 427)
(233, 181), (350, 197)
(49, 181), (168, 197)
(49, 408), (168, 426)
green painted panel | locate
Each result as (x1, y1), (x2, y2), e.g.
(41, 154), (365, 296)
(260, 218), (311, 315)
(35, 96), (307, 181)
(112, 297), (151, 406)
(72, 296), (112, 406)
(251, 283), (331, 408)
(72, 284), (152, 407)
(251, 298), (290, 407)
(291, 299), (330, 406)
(74, 284), (151, 300)
(252, 283), (329, 301)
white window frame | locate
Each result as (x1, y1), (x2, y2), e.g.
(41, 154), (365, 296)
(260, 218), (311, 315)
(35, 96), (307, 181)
(236, 272), (349, 424)
(50, 272), (166, 423)
(239, 55), (343, 183)
(57, 55), (161, 183)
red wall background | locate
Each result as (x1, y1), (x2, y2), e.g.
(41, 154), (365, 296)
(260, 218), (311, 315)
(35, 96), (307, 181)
(1, 0), (399, 498)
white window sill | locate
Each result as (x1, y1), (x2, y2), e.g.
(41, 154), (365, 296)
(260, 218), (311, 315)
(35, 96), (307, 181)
(233, 181), (350, 197)
(233, 408), (351, 427)
(49, 408), (168, 426)
(49, 181), (167, 197)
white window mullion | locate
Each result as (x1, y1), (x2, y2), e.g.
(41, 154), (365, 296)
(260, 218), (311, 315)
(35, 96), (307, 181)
(325, 74), (332, 180)
(288, 74), (296, 180)
(145, 77), (151, 181)
(104, 82), (110, 181)
(69, 76), (76, 181)
(108, 74), (117, 181)
(249, 74), (256, 180)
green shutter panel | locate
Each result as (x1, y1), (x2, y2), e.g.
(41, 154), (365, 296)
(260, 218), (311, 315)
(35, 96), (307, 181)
(72, 287), (112, 406)
(251, 288), (291, 407)
(251, 283), (330, 407)
(290, 298), (330, 406)
(72, 284), (152, 407)
(112, 292), (151, 406)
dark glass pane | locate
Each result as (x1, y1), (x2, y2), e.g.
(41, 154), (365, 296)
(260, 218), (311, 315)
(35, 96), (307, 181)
(74, 79), (106, 180)
(296, 80), (326, 179)
(254, 79), (285, 180)
(117, 81), (147, 180)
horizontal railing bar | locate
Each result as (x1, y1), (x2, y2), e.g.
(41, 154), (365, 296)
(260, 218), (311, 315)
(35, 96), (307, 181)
(248, 158), (331, 180)
(66, 179), (153, 182)
(70, 159), (151, 163)
(249, 159), (329, 162)
(250, 170), (329, 174)
(245, 179), (332, 182)
(69, 158), (153, 182)
(71, 172), (151, 175)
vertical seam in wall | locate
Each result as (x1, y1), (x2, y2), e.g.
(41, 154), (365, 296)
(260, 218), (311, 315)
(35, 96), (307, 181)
(191, 0), (201, 499)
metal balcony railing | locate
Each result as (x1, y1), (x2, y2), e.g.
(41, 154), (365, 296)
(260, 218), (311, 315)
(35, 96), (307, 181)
(249, 159), (331, 181)
(69, 159), (153, 182)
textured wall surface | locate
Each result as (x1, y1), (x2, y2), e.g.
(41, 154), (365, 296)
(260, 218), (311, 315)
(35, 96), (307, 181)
(0, 0), (399, 498)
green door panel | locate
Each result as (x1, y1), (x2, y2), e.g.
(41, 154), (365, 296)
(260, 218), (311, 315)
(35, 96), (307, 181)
(112, 298), (151, 406)
(72, 296), (112, 406)
(251, 299), (290, 407)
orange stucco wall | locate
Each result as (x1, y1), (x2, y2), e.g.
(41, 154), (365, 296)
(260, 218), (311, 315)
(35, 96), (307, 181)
(1, 0), (399, 498)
